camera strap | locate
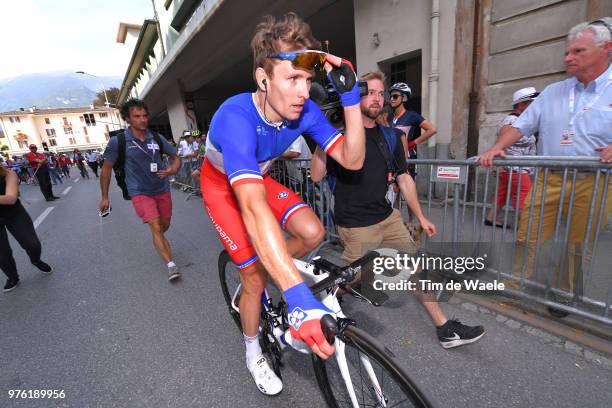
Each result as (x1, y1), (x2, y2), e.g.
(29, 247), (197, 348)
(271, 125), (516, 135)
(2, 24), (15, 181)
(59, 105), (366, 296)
(374, 125), (399, 184)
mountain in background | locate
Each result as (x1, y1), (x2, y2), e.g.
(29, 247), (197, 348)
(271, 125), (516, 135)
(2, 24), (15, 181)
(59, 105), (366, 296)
(0, 71), (122, 112)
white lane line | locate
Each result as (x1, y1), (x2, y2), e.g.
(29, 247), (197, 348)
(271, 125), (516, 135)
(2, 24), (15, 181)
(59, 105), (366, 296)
(62, 186), (72, 195)
(33, 207), (55, 229)
(73, 177), (80, 183)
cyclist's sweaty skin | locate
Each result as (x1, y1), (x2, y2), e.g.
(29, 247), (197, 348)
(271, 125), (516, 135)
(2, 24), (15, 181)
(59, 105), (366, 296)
(203, 55), (364, 359)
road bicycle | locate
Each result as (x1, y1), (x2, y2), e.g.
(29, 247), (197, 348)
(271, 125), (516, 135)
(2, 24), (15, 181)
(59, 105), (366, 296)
(218, 249), (433, 407)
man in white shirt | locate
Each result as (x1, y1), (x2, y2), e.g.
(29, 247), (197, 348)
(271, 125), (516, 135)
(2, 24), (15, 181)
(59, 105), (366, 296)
(86, 150), (100, 178)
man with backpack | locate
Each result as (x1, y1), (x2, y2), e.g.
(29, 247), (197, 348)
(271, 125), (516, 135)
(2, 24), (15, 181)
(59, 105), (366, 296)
(98, 99), (182, 282)
(310, 71), (486, 348)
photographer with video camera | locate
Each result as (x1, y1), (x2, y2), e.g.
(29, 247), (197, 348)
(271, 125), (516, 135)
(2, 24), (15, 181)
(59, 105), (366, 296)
(311, 71), (485, 349)
(200, 12), (364, 396)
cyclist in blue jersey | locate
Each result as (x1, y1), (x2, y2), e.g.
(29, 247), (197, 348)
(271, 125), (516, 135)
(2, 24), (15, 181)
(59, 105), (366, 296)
(201, 13), (365, 395)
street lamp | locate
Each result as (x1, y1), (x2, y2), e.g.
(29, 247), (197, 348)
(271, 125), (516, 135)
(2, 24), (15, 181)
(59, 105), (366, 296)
(76, 71), (120, 131)
(75, 71), (110, 107)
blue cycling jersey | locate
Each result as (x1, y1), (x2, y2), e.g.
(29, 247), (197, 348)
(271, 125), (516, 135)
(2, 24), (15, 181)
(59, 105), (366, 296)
(205, 93), (343, 187)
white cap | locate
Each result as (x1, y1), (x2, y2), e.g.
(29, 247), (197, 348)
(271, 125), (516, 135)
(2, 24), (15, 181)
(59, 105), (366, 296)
(512, 87), (539, 105)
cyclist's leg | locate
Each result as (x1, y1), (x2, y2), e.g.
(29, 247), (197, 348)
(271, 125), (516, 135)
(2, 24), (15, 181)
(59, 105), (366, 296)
(264, 175), (324, 259)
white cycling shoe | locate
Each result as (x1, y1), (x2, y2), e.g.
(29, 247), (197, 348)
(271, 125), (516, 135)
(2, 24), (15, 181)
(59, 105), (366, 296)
(247, 354), (283, 396)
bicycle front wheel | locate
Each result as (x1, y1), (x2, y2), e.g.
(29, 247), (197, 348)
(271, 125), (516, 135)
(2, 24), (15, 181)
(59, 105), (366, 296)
(218, 250), (242, 331)
(312, 324), (433, 408)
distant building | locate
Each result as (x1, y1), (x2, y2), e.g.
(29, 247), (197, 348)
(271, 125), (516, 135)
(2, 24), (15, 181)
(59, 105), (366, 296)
(116, 0), (611, 157)
(0, 106), (123, 155)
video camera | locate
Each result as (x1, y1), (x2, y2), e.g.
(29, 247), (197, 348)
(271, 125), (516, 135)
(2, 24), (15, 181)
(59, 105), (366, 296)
(310, 78), (368, 130)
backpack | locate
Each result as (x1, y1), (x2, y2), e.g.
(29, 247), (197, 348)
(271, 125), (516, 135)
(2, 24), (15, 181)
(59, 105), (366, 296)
(113, 132), (165, 200)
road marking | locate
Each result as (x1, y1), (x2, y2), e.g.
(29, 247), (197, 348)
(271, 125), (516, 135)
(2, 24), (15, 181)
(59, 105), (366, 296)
(34, 206), (55, 229)
(62, 186), (72, 195)
(73, 177), (80, 183)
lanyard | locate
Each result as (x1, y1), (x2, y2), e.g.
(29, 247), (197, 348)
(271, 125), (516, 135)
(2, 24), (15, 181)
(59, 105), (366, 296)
(568, 71), (612, 127)
(131, 140), (156, 161)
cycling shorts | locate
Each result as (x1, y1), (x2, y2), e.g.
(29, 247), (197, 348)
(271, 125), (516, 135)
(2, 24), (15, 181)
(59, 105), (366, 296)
(201, 158), (309, 270)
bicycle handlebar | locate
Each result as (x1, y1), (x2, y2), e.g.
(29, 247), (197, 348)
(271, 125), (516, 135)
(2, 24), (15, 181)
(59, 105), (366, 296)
(320, 314), (337, 345)
(309, 250), (380, 295)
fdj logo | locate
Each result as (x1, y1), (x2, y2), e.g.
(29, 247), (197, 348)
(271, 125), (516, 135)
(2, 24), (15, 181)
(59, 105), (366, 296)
(277, 191), (288, 199)
(288, 307), (308, 330)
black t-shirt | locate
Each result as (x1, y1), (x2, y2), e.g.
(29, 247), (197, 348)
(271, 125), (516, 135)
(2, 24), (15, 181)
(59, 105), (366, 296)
(328, 126), (407, 228)
(0, 174), (20, 220)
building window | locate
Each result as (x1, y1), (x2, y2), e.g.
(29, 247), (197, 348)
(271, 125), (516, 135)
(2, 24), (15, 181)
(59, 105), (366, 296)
(389, 60), (408, 86)
(48, 139), (57, 147)
(85, 136), (91, 143)
(46, 128), (56, 137)
(18, 140), (29, 149)
(69, 137), (76, 144)
(84, 113), (96, 126)
(64, 126), (73, 135)
(9, 117), (14, 123)
(99, 112), (108, 118)
(45, 118), (50, 124)
(83, 127), (88, 135)
(15, 117), (20, 123)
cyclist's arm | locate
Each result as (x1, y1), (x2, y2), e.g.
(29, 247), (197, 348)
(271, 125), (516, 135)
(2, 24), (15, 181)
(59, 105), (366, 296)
(328, 105), (364, 170)
(412, 119), (437, 146)
(233, 182), (303, 290)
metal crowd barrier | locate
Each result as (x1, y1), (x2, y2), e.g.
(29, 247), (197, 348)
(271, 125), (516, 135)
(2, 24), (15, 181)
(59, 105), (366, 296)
(172, 159), (202, 200)
(270, 156), (612, 326)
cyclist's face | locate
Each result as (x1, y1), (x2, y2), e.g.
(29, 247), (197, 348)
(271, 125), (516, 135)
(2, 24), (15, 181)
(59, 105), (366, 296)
(266, 60), (313, 121)
(389, 92), (404, 109)
(360, 79), (385, 119)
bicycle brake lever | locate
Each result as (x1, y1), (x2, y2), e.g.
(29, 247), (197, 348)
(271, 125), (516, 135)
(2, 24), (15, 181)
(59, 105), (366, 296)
(320, 314), (337, 345)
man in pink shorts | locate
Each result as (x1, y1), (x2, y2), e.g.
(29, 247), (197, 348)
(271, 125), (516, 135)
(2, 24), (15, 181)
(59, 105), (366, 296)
(99, 99), (182, 281)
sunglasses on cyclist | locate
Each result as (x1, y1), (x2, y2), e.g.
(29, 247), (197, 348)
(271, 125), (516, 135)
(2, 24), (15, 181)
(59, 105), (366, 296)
(268, 50), (327, 71)
(389, 94), (403, 100)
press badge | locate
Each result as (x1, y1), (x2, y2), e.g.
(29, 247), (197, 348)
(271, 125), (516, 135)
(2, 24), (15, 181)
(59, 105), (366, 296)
(147, 143), (160, 150)
(150, 162), (158, 172)
(560, 130), (574, 145)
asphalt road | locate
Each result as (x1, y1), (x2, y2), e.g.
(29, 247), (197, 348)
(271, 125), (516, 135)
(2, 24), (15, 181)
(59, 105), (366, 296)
(1, 171), (611, 408)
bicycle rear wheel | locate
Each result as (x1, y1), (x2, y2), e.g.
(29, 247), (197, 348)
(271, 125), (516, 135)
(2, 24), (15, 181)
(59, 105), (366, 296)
(312, 324), (433, 408)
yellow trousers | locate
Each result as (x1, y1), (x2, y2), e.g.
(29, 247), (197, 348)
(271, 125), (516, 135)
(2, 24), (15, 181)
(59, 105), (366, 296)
(513, 172), (611, 293)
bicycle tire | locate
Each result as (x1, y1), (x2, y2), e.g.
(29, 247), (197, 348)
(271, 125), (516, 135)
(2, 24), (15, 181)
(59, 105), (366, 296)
(218, 250), (242, 331)
(312, 324), (433, 408)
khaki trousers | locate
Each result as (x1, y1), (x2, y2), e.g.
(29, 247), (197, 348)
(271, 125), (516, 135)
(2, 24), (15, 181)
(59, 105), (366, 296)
(512, 172), (611, 293)
(338, 209), (416, 263)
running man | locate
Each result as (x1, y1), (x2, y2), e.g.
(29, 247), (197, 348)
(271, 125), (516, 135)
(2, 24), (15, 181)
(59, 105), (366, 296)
(201, 13), (365, 395)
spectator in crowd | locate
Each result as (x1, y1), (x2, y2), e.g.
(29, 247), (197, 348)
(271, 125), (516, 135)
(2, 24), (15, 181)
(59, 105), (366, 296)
(86, 150), (100, 177)
(387, 82), (437, 177)
(74, 149), (89, 179)
(47, 152), (63, 185)
(1, 165), (53, 292)
(480, 18), (612, 317)
(178, 131), (196, 185)
(59, 154), (71, 179)
(485, 87), (538, 227)
(311, 71), (485, 348)
(24, 144), (58, 202)
(99, 99), (182, 282)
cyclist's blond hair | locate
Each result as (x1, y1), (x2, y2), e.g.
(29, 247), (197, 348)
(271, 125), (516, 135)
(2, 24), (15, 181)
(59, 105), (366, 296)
(251, 12), (321, 81)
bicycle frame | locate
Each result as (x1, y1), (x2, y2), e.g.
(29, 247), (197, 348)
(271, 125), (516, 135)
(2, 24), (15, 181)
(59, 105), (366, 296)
(228, 257), (388, 408)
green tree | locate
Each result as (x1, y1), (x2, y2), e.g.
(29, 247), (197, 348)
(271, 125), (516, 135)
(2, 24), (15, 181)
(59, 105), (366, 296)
(93, 87), (120, 107)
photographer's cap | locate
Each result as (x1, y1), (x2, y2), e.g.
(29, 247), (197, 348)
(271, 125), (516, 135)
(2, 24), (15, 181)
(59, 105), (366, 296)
(512, 87), (539, 105)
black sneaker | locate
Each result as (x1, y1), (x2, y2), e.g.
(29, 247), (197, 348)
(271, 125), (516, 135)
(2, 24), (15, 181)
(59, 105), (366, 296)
(437, 318), (485, 349)
(4, 278), (20, 292)
(32, 260), (53, 274)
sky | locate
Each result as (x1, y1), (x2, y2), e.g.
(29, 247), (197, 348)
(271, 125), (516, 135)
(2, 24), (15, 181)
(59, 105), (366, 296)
(0, 0), (153, 79)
